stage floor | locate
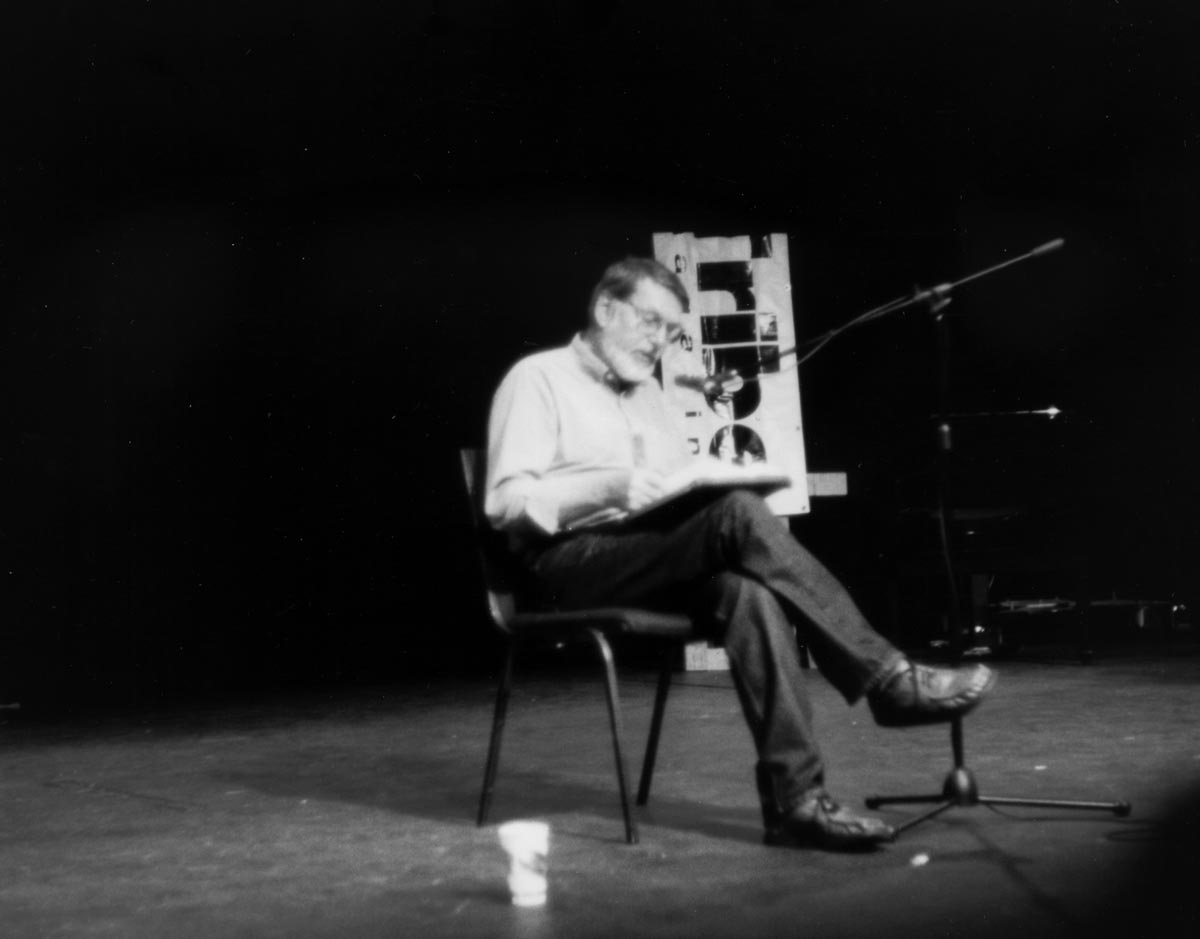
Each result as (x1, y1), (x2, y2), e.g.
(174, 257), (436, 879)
(2, 645), (1198, 937)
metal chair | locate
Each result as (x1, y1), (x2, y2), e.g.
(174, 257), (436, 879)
(460, 448), (697, 844)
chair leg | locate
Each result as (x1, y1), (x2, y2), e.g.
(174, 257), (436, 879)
(586, 628), (638, 845)
(477, 643), (514, 827)
(637, 645), (674, 806)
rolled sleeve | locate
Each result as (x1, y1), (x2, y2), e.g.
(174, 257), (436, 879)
(485, 362), (563, 534)
(484, 356), (631, 536)
(484, 340), (688, 536)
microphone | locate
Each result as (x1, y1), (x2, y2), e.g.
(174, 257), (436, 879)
(674, 370), (745, 397)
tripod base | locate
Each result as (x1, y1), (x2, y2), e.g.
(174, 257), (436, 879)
(866, 766), (1132, 837)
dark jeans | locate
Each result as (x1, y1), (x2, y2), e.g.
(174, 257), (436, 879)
(521, 490), (903, 817)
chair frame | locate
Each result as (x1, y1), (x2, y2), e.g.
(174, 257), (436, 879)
(460, 448), (695, 844)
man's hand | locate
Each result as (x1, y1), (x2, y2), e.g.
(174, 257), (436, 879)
(608, 468), (667, 512)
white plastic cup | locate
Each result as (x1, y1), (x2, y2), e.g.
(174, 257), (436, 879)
(497, 820), (550, 907)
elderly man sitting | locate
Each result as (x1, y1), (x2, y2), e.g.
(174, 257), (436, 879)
(485, 256), (995, 850)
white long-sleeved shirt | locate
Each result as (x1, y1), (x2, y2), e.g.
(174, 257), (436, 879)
(485, 334), (693, 536)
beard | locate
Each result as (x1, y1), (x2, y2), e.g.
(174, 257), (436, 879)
(606, 347), (657, 383)
(597, 337), (659, 384)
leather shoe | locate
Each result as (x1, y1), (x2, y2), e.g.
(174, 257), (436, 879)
(764, 787), (895, 851)
(868, 659), (996, 728)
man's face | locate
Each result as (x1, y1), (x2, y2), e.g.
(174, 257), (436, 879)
(593, 277), (685, 384)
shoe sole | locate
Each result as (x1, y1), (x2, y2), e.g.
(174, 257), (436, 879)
(763, 829), (895, 851)
(871, 669), (998, 728)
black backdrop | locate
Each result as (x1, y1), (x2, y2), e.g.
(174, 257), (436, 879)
(4, 1), (1198, 705)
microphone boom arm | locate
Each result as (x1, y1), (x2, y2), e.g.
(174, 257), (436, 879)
(784, 238), (1065, 367)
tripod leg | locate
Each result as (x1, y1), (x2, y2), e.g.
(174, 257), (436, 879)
(865, 793), (945, 809)
(893, 800), (958, 836)
(978, 795), (1131, 816)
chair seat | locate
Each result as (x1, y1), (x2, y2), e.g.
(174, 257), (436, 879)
(510, 608), (696, 638)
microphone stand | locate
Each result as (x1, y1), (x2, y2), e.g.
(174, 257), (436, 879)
(806, 239), (1130, 836)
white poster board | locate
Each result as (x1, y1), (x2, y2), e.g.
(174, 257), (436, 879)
(653, 232), (810, 516)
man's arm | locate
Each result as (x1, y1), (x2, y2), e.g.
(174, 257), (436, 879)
(484, 362), (663, 536)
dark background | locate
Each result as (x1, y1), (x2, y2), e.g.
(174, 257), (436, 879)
(4, 1), (1197, 706)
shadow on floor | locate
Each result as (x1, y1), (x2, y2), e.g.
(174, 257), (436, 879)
(220, 746), (765, 846)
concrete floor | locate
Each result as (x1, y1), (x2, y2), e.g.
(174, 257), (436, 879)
(2, 643), (1198, 938)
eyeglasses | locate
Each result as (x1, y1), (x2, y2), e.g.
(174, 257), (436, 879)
(620, 299), (685, 344)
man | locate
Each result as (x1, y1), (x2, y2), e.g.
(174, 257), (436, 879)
(485, 257), (995, 851)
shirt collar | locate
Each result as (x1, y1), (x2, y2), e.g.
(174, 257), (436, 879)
(570, 333), (637, 394)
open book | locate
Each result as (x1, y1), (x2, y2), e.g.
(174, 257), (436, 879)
(568, 459), (793, 530)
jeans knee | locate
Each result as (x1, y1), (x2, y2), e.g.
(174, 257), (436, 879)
(715, 489), (771, 523)
(710, 489), (780, 554)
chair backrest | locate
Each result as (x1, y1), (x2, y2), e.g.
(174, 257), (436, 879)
(459, 448), (519, 633)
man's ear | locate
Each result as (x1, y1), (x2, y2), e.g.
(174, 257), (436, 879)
(592, 295), (616, 329)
